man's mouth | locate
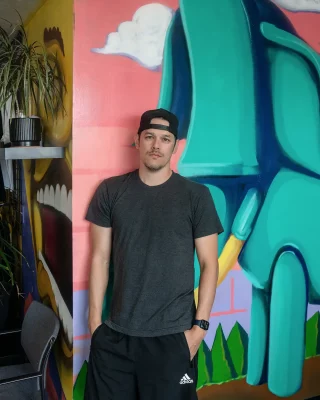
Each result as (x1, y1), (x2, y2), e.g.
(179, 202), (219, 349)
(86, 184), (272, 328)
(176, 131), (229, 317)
(33, 159), (72, 346)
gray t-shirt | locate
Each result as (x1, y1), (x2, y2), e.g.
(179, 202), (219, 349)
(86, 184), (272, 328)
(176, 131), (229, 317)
(85, 169), (223, 337)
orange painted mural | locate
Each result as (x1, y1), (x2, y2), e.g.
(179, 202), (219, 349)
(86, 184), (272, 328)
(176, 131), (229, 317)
(73, 1), (320, 399)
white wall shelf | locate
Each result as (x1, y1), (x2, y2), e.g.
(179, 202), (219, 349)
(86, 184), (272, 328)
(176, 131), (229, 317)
(0, 146), (65, 160)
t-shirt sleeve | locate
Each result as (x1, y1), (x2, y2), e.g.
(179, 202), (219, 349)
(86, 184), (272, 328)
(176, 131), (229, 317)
(85, 180), (111, 228)
(192, 186), (224, 239)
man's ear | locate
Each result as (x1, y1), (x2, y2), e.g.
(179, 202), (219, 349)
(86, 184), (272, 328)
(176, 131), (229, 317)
(173, 139), (179, 154)
(134, 134), (140, 149)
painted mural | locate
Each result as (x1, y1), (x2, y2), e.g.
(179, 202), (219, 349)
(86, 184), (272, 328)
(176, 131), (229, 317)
(21, 0), (73, 398)
(73, 0), (320, 399)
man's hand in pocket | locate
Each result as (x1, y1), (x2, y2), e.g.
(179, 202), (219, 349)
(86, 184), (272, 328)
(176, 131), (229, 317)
(184, 326), (206, 360)
(89, 319), (101, 336)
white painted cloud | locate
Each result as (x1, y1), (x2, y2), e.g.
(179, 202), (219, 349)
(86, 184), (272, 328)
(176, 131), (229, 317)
(272, 0), (320, 12)
(92, 3), (174, 70)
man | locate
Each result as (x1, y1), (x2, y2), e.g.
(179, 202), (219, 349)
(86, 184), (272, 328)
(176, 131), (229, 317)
(84, 108), (223, 399)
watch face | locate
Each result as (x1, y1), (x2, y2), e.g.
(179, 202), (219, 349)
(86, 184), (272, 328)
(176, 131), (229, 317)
(200, 320), (209, 330)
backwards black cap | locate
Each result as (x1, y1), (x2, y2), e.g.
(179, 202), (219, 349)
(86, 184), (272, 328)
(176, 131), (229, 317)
(138, 108), (179, 138)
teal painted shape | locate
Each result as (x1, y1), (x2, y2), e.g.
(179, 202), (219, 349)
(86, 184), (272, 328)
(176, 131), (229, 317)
(261, 23), (320, 175)
(193, 183), (238, 288)
(177, 0), (259, 177)
(232, 188), (262, 241)
(268, 251), (307, 397)
(204, 184), (229, 251)
(246, 287), (269, 386)
(158, 12), (175, 110)
(239, 169), (320, 298)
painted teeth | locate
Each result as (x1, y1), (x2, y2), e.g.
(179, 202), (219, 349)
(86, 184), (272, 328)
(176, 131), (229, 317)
(39, 251), (73, 345)
(37, 184), (72, 221)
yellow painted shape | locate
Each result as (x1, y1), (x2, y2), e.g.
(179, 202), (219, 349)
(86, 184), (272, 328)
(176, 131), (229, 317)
(23, 0), (51, 27)
(194, 235), (244, 307)
(25, 0), (73, 148)
(217, 234), (244, 286)
(33, 159), (52, 182)
(32, 201), (42, 252)
(24, 0), (73, 398)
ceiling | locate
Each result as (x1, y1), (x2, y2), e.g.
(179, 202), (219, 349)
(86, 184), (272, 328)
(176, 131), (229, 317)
(0, 0), (43, 32)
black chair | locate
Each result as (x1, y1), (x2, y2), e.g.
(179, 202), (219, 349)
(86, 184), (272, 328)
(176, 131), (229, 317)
(0, 300), (60, 399)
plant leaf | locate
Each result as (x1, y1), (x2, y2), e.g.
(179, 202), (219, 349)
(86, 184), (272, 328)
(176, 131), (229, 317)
(0, 13), (66, 119)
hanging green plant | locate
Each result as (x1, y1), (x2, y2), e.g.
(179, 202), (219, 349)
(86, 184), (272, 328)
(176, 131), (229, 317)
(0, 220), (26, 294)
(0, 218), (27, 329)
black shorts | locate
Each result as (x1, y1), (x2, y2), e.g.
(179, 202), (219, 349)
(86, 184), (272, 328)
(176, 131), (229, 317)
(84, 323), (199, 399)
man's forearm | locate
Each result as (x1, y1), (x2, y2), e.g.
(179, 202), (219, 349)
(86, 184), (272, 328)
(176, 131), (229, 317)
(185, 259), (218, 358)
(195, 260), (219, 322)
(88, 256), (109, 330)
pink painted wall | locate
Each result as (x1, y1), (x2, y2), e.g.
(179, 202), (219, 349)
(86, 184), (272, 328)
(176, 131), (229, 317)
(72, 0), (320, 392)
(73, 0), (180, 379)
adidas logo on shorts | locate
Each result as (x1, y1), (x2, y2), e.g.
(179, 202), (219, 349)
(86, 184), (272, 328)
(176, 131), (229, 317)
(179, 374), (193, 384)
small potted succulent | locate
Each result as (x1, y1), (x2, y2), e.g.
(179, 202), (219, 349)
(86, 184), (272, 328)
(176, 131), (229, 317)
(0, 16), (65, 146)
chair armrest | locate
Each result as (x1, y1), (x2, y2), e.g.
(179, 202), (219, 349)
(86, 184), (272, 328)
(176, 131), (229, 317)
(0, 329), (21, 336)
(0, 372), (42, 386)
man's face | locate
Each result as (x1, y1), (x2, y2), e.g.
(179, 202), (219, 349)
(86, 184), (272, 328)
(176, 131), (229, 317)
(135, 117), (179, 171)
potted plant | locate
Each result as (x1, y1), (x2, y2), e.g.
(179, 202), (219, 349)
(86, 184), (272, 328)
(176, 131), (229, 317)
(0, 16), (65, 146)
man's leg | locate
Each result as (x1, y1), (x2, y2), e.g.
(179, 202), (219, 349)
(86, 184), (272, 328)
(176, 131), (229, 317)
(84, 324), (138, 400)
(136, 332), (198, 400)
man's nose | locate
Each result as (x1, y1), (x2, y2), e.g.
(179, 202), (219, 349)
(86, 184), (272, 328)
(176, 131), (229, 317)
(152, 139), (160, 149)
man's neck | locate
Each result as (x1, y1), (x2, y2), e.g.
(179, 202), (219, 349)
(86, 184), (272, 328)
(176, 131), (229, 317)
(138, 165), (173, 187)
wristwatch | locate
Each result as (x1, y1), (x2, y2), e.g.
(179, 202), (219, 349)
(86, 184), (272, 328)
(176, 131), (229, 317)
(193, 319), (210, 331)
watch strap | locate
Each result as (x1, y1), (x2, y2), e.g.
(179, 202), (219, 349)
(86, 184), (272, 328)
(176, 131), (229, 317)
(193, 319), (210, 330)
